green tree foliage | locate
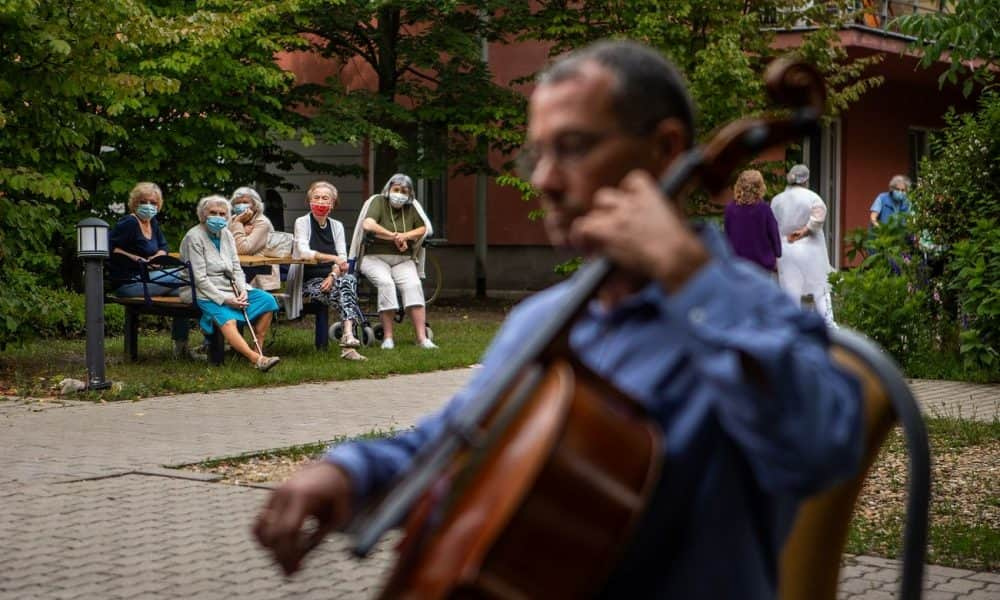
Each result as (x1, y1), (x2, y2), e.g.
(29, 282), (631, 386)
(522, 1), (883, 140)
(834, 7), (1000, 377)
(895, 0), (1000, 97)
(507, 1), (883, 218)
(288, 0), (532, 186)
(910, 92), (1000, 249)
(908, 92), (1000, 371)
(0, 0), (324, 347)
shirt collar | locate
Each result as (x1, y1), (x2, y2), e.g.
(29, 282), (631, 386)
(585, 222), (727, 320)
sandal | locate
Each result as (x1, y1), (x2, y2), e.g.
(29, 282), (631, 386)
(256, 355), (281, 372)
(340, 334), (362, 348)
(341, 348), (367, 361)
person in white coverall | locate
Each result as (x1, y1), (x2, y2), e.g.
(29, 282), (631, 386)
(770, 164), (837, 328)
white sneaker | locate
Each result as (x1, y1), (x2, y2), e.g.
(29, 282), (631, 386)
(381, 338), (395, 350)
(418, 339), (438, 349)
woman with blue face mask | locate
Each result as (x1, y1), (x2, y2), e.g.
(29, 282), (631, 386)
(870, 174), (912, 227)
(179, 195), (281, 372)
(108, 182), (192, 358)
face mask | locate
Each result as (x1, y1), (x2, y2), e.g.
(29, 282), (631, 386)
(388, 192), (409, 208)
(232, 203), (250, 216)
(310, 203), (331, 219)
(891, 190), (907, 202)
(205, 215), (227, 233)
(136, 204), (158, 221)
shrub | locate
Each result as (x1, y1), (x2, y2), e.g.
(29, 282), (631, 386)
(948, 219), (1000, 370)
(0, 271), (124, 349)
(832, 263), (930, 361)
(911, 91), (1000, 250)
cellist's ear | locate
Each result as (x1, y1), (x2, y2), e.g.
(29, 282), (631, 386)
(650, 117), (688, 176)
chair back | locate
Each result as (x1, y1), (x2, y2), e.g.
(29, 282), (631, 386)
(779, 328), (930, 600)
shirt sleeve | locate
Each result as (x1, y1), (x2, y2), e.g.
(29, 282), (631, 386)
(293, 216), (316, 260)
(807, 200), (827, 234)
(246, 215), (272, 254)
(765, 205), (781, 258)
(325, 296), (539, 503)
(656, 262), (863, 497)
(182, 233), (228, 305)
(109, 217), (133, 252)
(869, 194), (883, 214)
(333, 220), (347, 257)
(154, 219), (169, 252)
(223, 230), (247, 296)
(365, 197), (383, 226)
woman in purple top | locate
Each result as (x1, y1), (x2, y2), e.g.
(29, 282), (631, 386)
(724, 169), (782, 274)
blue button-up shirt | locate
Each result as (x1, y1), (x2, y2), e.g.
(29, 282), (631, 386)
(327, 226), (863, 598)
(870, 191), (912, 224)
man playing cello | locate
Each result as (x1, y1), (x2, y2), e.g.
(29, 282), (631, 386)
(254, 40), (863, 598)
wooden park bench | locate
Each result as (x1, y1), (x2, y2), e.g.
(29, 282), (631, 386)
(105, 256), (226, 365)
(106, 255), (333, 364)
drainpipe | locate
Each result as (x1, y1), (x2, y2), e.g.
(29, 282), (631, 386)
(474, 19), (488, 298)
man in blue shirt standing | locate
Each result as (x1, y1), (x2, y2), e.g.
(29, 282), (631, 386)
(254, 40), (864, 598)
(870, 174), (912, 227)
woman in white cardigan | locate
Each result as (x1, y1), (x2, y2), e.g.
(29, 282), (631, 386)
(180, 195), (281, 371)
(288, 181), (367, 361)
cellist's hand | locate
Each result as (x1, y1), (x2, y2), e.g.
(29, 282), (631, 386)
(253, 460), (354, 576)
(570, 170), (709, 292)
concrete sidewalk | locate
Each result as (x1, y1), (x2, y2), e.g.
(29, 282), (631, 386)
(0, 371), (996, 599)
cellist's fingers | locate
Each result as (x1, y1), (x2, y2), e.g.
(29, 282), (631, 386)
(254, 493), (311, 575)
(571, 170), (708, 290)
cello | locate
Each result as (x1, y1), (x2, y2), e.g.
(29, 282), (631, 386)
(350, 58), (827, 599)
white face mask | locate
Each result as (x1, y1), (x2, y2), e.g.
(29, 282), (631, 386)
(388, 192), (409, 208)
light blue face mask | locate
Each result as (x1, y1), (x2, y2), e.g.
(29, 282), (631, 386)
(232, 203), (250, 216)
(388, 192), (411, 209)
(205, 215), (228, 233)
(890, 190), (907, 202)
(136, 203), (158, 221)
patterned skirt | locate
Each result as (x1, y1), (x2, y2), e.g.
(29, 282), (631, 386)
(302, 273), (364, 324)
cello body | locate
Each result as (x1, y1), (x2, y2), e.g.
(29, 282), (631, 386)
(378, 358), (663, 599)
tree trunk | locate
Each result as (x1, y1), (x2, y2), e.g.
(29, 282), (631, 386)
(373, 7), (401, 189)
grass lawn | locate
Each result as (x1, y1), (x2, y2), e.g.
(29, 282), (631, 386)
(0, 300), (507, 402)
(848, 417), (999, 571)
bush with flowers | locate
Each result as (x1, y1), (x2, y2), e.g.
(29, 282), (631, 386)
(833, 92), (1000, 379)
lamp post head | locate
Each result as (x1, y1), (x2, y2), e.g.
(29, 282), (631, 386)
(76, 217), (110, 258)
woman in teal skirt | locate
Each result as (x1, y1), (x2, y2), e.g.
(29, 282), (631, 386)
(179, 195), (281, 371)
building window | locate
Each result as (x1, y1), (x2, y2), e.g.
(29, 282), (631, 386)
(907, 127), (938, 183)
(416, 174), (447, 241)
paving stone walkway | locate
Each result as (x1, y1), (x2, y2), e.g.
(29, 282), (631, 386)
(0, 370), (996, 599)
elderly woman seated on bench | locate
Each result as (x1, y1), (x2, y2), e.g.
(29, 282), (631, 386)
(179, 195), (281, 372)
(108, 181), (191, 358)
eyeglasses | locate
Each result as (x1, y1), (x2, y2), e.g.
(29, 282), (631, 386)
(517, 129), (630, 179)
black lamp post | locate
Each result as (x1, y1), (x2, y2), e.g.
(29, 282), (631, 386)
(77, 217), (112, 391)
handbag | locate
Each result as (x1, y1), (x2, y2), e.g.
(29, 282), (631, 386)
(261, 231), (294, 258)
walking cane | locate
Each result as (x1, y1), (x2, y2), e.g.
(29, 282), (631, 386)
(230, 278), (264, 357)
